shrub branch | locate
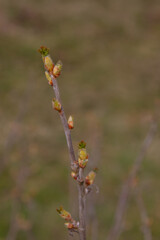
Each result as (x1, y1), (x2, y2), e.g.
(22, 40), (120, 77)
(38, 46), (90, 240)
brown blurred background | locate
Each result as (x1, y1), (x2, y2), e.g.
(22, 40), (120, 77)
(0, 0), (160, 239)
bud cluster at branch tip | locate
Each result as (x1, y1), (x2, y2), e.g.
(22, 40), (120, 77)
(38, 46), (54, 73)
(78, 141), (88, 168)
(68, 115), (74, 129)
(39, 46), (63, 85)
(52, 98), (62, 112)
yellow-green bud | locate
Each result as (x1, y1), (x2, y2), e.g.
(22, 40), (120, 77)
(38, 46), (50, 56)
(53, 60), (63, 78)
(85, 171), (96, 186)
(78, 141), (86, 149)
(56, 207), (72, 221)
(52, 99), (62, 112)
(78, 148), (87, 160)
(68, 115), (74, 129)
(78, 157), (88, 169)
(71, 171), (77, 180)
(45, 71), (53, 86)
(44, 55), (54, 72)
(64, 222), (78, 229)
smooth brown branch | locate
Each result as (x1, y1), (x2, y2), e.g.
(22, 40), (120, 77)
(107, 120), (157, 240)
(51, 75), (77, 171)
(39, 46), (87, 240)
(135, 187), (152, 240)
(51, 74), (86, 240)
(78, 168), (86, 240)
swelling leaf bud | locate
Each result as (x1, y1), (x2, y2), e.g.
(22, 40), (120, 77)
(53, 60), (63, 78)
(78, 157), (88, 169)
(68, 115), (74, 129)
(64, 222), (78, 229)
(78, 148), (88, 160)
(78, 140), (86, 149)
(44, 55), (54, 72)
(71, 171), (78, 180)
(45, 71), (53, 86)
(56, 207), (72, 221)
(38, 46), (50, 56)
(85, 170), (96, 186)
(52, 99), (62, 112)
(38, 46), (54, 72)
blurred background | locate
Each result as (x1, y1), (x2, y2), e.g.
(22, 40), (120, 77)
(0, 0), (160, 239)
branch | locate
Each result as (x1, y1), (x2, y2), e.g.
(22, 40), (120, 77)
(51, 75), (86, 240)
(78, 168), (86, 240)
(51, 77), (76, 169)
(38, 46), (97, 240)
(107, 120), (157, 240)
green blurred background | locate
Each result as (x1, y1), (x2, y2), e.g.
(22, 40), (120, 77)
(0, 0), (160, 239)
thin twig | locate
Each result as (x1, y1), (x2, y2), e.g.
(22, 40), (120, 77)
(135, 187), (152, 240)
(51, 75), (86, 240)
(52, 76), (76, 170)
(107, 120), (157, 240)
(78, 168), (86, 240)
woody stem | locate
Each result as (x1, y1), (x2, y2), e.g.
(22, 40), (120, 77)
(51, 75), (86, 240)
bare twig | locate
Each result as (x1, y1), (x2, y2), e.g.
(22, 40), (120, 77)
(51, 77), (76, 169)
(78, 168), (86, 240)
(107, 120), (157, 240)
(135, 187), (152, 240)
(51, 75), (86, 240)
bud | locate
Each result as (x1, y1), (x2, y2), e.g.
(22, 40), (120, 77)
(44, 55), (54, 72)
(68, 116), (74, 129)
(78, 148), (88, 160)
(38, 46), (54, 72)
(38, 46), (50, 56)
(78, 157), (88, 169)
(53, 60), (63, 78)
(71, 171), (77, 180)
(64, 222), (78, 229)
(56, 207), (72, 221)
(85, 170), (96, 186)
(52, 98), (62, 112)
(78, 140), (86, 149)
(45, 71), (53, 86)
